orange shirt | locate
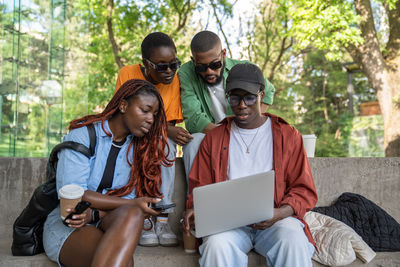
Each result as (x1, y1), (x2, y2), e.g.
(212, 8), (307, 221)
(115, 64), (183, 123)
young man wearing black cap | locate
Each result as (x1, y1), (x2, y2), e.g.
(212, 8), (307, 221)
(177, 30), (275, 182)
(181, 63), (317, 267)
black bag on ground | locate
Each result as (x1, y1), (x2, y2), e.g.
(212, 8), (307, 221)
(11, 125), (96, 256)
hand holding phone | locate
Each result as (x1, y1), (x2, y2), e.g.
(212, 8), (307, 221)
(152, 203), (176, 211)
(63, 201), (91, 226)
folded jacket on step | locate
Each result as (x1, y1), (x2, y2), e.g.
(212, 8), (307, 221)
(313, 192), (400, 252)
(304, 211), (376, 266)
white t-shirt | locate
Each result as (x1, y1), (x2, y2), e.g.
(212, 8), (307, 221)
(227, 118), (274, 180)
(207, 80), (227, 124)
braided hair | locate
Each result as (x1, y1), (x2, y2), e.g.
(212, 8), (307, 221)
(69, 79), (172, 198)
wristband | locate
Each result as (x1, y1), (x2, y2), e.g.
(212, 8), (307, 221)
(91, 208), (100, 224)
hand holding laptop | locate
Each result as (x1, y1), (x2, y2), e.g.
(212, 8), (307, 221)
(249, 205), (294, 230)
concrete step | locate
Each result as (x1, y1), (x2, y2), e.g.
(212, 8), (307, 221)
(2, 157), (400, 266)
(1, 238), (270, 267)
(3, 236), (400, 267)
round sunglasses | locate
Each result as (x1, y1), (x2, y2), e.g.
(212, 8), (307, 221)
(145, 58), (181, 72)
(227, 93), (260, 107)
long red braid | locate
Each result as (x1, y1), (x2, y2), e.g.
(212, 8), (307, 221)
(69, 79), (173, 198)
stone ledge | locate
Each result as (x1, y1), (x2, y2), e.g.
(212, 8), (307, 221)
(2, 238), (400, 267)
(1, 157), (399, 266)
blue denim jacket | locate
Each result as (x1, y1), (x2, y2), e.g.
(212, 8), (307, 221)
(56, 120), (136, 199)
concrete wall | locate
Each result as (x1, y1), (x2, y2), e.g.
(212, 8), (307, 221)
(1, 157), (400, 236)
(309, 157), (400, 222)
(1, 157), (399, 267)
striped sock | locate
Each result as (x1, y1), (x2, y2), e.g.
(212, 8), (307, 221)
(157, 216), (168, 224)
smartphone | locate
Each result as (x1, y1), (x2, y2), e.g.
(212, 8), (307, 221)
(152, 203), (176, 211)
(63, 201), (91, 226)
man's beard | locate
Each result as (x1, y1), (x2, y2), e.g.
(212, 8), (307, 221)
(199, 62), (225, 86)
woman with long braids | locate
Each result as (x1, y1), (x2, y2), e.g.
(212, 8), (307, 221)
(43, 79), (172, 267)
(115, 32), (192, 247)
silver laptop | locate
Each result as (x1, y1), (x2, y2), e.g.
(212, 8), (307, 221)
(193, 170), (275, 238)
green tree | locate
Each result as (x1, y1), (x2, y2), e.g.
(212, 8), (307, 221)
(240, 0), (293, 87)
(283, 50), (353, 157)
(85, 0), (198, 111)
(289, 0), (400, 156)
(238, 1), (380, 156)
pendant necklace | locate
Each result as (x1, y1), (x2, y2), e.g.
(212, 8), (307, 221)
(236, 123), (260, 153)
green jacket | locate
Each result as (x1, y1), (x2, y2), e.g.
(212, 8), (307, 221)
(178, 58), (275, 134)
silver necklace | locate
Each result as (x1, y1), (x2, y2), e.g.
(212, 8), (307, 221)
(235, 123), (260, 153)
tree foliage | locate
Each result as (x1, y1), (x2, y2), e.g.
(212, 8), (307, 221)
(289, 0), (364, 60)
(236, 0), (385, 157)
(283, 0), (400, 156)
(85, 0), (198, 111)
(1, 0), (389, 157)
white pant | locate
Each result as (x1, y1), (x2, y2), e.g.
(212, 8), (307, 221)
(199, 217), (315, 267)
(160, 133), (205, 210)
(182, 133), (205, 191)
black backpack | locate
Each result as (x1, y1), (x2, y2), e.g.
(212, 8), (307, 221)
(11, 124), (97, 256)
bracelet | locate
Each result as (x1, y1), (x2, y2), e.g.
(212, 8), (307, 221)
(91, 208), (100, 224)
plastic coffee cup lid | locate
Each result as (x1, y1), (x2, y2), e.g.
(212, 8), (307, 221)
(302, 134), (316, 139)
(59, 184), (84, 199)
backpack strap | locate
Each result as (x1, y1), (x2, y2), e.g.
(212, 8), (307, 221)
(12, 124), (98, 256)
(46, 124), (97, 181)
(87, 124), (96, 157)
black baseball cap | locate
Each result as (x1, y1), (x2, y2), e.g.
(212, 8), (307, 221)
(226, 63), (265, 94)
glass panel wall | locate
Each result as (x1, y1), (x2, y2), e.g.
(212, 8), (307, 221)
(0, 0), (89, 157)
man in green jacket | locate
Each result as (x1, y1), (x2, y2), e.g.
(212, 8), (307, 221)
(178, 30), (275, 179)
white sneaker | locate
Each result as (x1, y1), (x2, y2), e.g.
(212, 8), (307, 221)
(139, 219), (158, 247)
(155, 222), (178, 247)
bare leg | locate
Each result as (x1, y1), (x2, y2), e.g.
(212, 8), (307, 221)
(127, 257), (134, 267)
(59, 204), (144, 267)
(91, 204), (144, 267)
(59, 225), (103, 267)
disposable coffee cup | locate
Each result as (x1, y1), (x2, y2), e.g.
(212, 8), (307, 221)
(183, 229), (196, 253)
(59, 184), (84, 220)
(302, 134), (317, 158)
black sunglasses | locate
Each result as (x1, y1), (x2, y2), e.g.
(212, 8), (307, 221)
(145, 58), (181, 72)
(194, 60), (223, 73)
(227, 93), (260, 107)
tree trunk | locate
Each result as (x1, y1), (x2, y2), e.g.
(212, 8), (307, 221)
(349, 0), (400, 156)
(382, 58), (400, 157)
(107, 0), (123, 69)
(350, 51), (400, 156)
